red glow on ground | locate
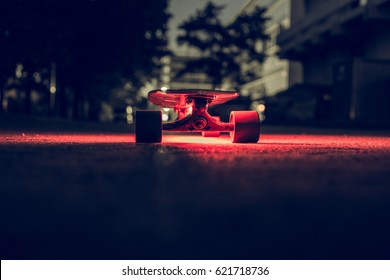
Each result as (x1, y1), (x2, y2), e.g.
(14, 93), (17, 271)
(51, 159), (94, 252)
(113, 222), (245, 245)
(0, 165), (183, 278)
(1, 132), (389, 152)
(162, 133), (390, 149)
(0, 133), (134, 145)
(162, 133), (231, 144)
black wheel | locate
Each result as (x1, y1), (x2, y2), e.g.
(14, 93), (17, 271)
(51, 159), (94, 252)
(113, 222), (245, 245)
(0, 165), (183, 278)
(229, 111), (260, 143)
(135, 110), (162, 143)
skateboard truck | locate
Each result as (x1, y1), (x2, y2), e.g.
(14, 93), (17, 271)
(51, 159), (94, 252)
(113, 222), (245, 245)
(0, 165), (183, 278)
(136, 89), (260, 143)
(163, 97), (232, 132)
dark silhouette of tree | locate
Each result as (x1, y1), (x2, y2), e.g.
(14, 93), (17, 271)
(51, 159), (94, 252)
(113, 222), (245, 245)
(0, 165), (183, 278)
(0, 0), (170, 119)
(177, 2), (269, 88)
(0, 0), (51, 114)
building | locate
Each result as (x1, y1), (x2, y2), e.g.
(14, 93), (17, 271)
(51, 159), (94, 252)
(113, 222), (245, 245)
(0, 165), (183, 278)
(240, 0), (302, 99)
(160, 55), (213, 90)
(277, 0), (390, 124)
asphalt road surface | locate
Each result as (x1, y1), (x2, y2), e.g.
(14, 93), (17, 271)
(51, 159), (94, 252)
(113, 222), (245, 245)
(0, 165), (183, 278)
(1, 119), (390, 259)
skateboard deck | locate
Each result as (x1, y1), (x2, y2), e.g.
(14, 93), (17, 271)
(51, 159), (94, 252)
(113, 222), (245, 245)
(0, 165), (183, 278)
(148, 89), (239, 109)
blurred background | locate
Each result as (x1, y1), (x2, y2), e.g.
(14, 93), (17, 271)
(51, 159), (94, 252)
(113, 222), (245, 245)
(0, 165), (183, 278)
(1, 0), (390, 127)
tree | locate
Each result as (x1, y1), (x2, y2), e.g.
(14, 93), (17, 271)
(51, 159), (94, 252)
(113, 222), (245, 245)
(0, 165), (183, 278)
(177, 2), (269, 88)
(0, 0), (170, 119)
(0, 0), (52, 114)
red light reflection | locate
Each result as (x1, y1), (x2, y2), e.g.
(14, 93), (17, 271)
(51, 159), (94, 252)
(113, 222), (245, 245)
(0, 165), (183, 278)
(161, 132), (390, 148)
(0, 133), (134, 145)
(1, 132), (389, 149)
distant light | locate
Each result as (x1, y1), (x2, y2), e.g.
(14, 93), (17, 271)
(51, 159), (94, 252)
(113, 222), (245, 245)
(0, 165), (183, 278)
(161, 75), (170, 83)
(124, 82), (132, 90)
(160, 56), (170, 64)
(163, 108), (170, 112)
(144, 31), (152, 40)
(162, 113), (169, 121)
(126, 106), (133, 114)
(127, 115), (134, 124)
(161, 87), (168, 92)
(155, 29), (163, 39)
(2, 99), (8, 110)
(50, 85), (56, 94)
(15, 64), (23, 78)
(257, 104), (266, 112)
(33, 72), (41, 83)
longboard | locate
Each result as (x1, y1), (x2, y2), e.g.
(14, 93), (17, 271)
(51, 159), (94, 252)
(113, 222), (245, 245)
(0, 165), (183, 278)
(136, 88), (260, 143)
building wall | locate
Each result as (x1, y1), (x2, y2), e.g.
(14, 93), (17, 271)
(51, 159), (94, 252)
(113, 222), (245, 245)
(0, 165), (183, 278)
(160, 55), (212, 90)
(365, 22), (390, 60)
(277, 0), (390, 124)
(290, 0), (305, 25)
(241, 0), (302, 99)
(302, 46), (355, 85)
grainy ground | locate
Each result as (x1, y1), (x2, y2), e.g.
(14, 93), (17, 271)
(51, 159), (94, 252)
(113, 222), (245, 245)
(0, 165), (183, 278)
(1, 118), (390, 259)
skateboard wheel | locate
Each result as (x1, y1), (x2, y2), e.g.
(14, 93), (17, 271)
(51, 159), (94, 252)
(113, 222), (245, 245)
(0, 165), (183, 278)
(135, 110), (162, 143)
(229, 111), (260, 143)
(202, 116), (221, 137)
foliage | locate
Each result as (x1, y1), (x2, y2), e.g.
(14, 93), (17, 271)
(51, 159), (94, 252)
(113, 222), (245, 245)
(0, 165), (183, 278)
(0, 0), (170, 119)
(177, 2), (269, 88)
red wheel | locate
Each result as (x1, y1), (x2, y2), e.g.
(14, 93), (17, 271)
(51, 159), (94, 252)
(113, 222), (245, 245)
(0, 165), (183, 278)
(135, 110), (162, 143)
(229, 111), (260, 143)
(202, 116), (221, 137)
(202, 131), (221, 137)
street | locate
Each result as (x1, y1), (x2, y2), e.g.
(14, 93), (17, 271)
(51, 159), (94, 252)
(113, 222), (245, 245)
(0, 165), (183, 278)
(1, 120), (390, 259)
